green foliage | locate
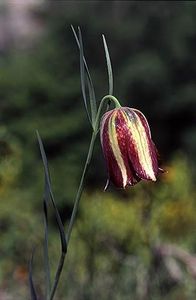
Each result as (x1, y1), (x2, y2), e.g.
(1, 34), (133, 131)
(60, 156), (196, 300)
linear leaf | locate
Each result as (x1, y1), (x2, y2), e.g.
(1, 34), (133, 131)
(71, 26), (95, 94)
(102, 34), (113, 95)
(37, 131), (67, 300)
(78, 29), (91, 124)
(71, 25), (91, 124)
(43, 176), (51, 299)
(36, 131), (67, 254)
(71, 25), (97, 127)
(29, 250), (38, 300)
(86, 74), (96, 121)
(78, 27), (97, 126)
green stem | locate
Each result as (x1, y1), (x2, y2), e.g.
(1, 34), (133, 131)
(66, 131), (96, 244)
(100, 95), (121, 110)
(66, 94), (121, 244)
(49, 252), (65, 300)
(49, 94), (121, 300)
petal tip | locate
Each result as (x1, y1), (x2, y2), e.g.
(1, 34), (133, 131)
(104, 178), (110, 191)
(151, 174), (157, 181)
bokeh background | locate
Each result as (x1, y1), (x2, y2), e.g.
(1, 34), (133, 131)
(0, 1), (196, 299)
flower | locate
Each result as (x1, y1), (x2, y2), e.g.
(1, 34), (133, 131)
(100, 107), (161, 189)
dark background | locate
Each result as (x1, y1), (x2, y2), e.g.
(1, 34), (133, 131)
(0, 1), (195, 299)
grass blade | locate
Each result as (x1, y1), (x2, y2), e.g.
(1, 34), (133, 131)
(102, 34), (113, 95)
(29, 250), (38, 300)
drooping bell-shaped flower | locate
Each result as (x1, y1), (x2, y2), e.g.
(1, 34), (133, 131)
(100, 107), (161, 189)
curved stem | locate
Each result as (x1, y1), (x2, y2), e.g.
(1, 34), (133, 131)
(49, 94), (121, 300)
(94, 95), (121, 132)
(49, 252), (65, 300)
(100, 95), (121, 109)
(66, 131), (96, 244)
(66, 94), (121, 244)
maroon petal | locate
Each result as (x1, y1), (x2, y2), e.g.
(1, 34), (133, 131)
(100, 109), (140, 188)
(100, 110), (125, 188)
(115, 110), (140, 186)
(123, 108), (158, 181)
(100, 105), (161, 188)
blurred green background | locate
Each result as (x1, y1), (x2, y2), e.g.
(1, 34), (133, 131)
(0, 1), (196, 299)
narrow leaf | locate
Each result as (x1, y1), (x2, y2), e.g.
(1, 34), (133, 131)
(71, 25), (91, 124)
(86, 75), (96, 121)
(43, 177), (51, 298)
(36, 131), (67, 254)
(71, 25), (97, 127)
(71, 25), (95, 91)
(29, 250), (38, 300)
(102, 34), (113, 95)
(78, 27), (97, 125)
(78, 28), (91, 124)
